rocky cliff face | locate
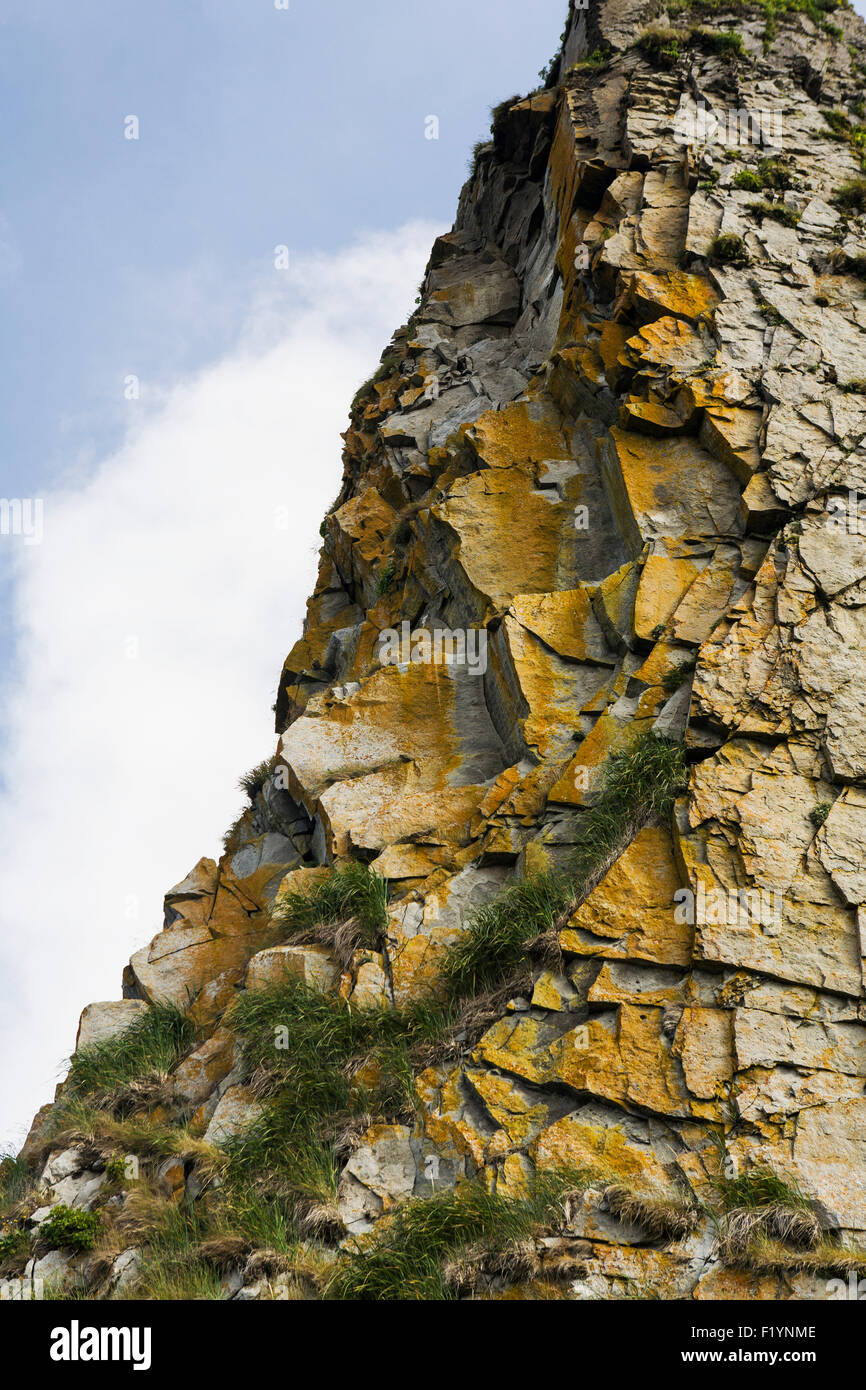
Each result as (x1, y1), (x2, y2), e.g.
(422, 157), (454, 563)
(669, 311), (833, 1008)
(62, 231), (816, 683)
(6, 0), (866, 1302)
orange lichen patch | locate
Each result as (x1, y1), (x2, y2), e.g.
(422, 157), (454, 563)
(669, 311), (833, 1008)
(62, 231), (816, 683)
(700, 405), (763, 484)
(592, 556), (643, 648)
(388, 930), (452, 1007)
(669, 551), (740, 646)
(274, 864), (331, 901)
(432, 464), (582, 610)
(532, 1112), (678, 1193)
(321, 774), (485, 857)
(619, 316), (709, 375)
(672, 1008), (734, 1100)
(631, 640), (692, 687)
(464, 400), (572, 470)
(599, 427), (743, 551)
(599, 321), (631, 385)
(619, 269), (719, 325)
(561, 826), (692, 967)
(634, 554), (704, 641)
(280, 660), (506, 856)
(485, 760), (565, 827)
(620, 400), (687, 435)
(332, 486), (397, 574)
(509, 588), (613, 663)
(547, 714), (637, 806)
(693, 1269), (785, 1300)
(464, 1069), (552, 1150)
(544, 1008), (703, 1118)
(548, 92), (591, 238)
(369, 843), (454, 883)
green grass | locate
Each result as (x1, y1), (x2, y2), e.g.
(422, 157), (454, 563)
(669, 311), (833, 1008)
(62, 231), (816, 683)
(239, 759), (274, 801)
(832, 176), (866, 211)
(440, 873), (572, 998)
(124, 1200), (225, 1300)
(714, 1165), (814, 1214)
(637, 27), (684, 66)
(327, 1169), (589, 1300)
(809, 801), (832, 826)
(709, 233), (749, 266)
(272, 860), (389, 949)
(0, 1152), (35, 1216)
(65, 1002), (197, 1102)
(636, 24), (745, 68)
(440, 734), (687, 997)
(661, 658), (697, 696)
(376, 559), (397, 597)
(734, 159), (793, 193)
(746, 200), (802, 227)
(223, 979), (449, 1214)
(567, 48), (611, 73)
(39, 1205), (101, 1253)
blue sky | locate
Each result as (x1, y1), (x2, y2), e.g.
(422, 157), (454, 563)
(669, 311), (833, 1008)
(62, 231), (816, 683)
(0, 0), (567, 1148)
(0, 0), (567, 502)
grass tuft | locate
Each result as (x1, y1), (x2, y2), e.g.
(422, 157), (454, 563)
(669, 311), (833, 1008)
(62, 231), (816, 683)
(66, 1003), (197, 1103)
(272, 861), (389, 965)
(327, 1169), (589, 1300)
(710, 233), (749, 266)
(39, 1205), (101, 1254)
(832, 176), (866, 212)
(439, 734), (687, 999)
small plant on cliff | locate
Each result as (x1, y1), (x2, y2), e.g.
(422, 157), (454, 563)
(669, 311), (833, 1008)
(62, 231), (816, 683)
(604, 1185), (702, 1241)
(239, 758), (276, 802)
(272, 861), (389, 962)
(0, 1152), (35, 1217)
(440, 872), (572, 999)
(568, 732), (687, 884)
(39, 1204), (101, 1253)
(637, 27), (683, 67)
(809, 801), (832, 826)
(376, 558), (397, 597)
(702, 1162), (866, 1275)
(832, 176), (866, 212)
(440, 734), (687, 999)
(661, 657), (698, 695)
(709, 233), (749, 266)
(566, 48), (612, 74)
(746, 199), (802, 228)
(66, 1002), (197, 1103)
(326, 1169), (590, 1300)
(734, 158), (793, 193)
(0, 1226), (29, 1269)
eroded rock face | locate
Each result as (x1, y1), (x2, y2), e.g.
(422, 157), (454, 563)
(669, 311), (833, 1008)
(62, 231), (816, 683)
(25, 0), (866, 1301)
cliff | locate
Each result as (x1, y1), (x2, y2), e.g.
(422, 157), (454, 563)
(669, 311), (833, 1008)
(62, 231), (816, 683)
(4, 0), (866, 1302)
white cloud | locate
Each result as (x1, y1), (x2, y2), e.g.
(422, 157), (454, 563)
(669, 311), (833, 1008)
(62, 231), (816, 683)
(0, 220), (442, 1150)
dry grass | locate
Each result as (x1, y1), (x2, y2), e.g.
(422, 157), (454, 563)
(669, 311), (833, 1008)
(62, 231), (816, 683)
(196, 1235), (254, 1273)
(604, 1185), (702, 1242)
(280, 916), (369, 973)
(741, 1234), (866, 1277)
(720, 1203), (823, 1262)
(443, 1239), (541, 1294)
(100, 1073), (177, 1120)
(293, 1196), (344, 1241)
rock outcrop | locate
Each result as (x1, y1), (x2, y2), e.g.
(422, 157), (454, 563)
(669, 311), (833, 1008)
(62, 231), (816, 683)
(5, 0), (866, 1301)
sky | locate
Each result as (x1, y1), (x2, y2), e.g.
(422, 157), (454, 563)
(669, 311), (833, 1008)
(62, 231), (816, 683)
(1, 0), (864, 1150)
(0, 0), (568, 1149)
